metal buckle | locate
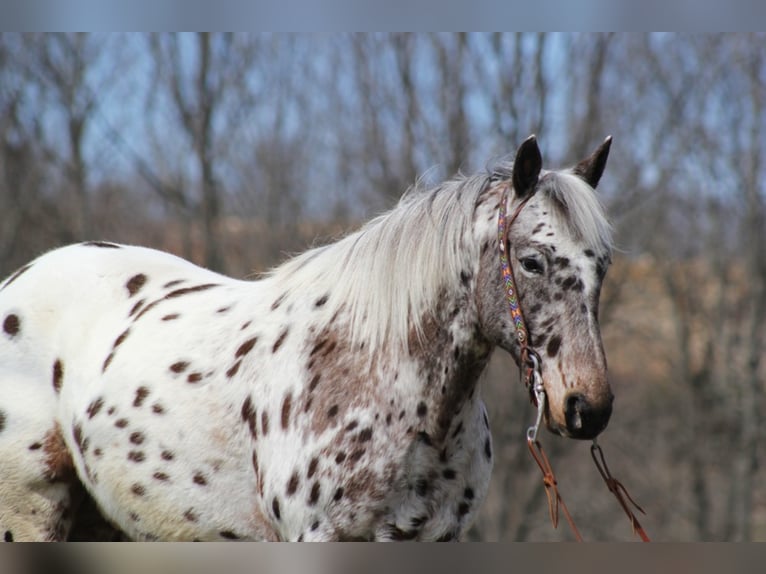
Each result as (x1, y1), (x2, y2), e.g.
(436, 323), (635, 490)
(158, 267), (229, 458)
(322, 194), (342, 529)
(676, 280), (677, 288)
(526, 353), (546, 442)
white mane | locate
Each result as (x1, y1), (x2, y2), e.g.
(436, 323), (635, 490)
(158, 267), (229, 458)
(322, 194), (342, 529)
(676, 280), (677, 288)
(544, 169), (614, 254)
(266, 163), (613, 350)
(266, 172), (489, 349)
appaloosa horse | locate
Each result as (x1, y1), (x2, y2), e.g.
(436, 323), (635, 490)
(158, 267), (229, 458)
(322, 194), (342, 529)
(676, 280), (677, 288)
(0, 136), (614, 541)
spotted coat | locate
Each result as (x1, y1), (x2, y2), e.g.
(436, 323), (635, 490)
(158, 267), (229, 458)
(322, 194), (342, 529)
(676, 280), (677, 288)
(0, 138), (615, 541)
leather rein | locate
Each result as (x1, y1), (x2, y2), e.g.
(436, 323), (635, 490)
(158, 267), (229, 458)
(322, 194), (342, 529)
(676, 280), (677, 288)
(497, 183), (650, 542)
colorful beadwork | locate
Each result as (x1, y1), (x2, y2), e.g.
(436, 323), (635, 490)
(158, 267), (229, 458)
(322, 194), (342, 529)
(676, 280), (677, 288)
(498, 189), (530, 344)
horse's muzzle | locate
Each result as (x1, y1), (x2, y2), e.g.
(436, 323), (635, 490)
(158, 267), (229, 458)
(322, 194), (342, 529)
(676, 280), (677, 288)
(563, 392), (613, 440)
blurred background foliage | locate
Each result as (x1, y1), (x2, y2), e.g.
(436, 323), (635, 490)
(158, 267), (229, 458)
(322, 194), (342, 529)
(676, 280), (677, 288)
(1, 33), (765, 540)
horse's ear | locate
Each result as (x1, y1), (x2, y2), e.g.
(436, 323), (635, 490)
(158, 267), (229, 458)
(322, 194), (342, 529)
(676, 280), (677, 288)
(512, 135), (542, 199)
(573, 136), (612, 189)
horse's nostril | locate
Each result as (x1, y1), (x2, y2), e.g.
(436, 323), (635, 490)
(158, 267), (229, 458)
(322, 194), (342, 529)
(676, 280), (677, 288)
(564, 393), (612, 440)
(566, 394), (584, 431)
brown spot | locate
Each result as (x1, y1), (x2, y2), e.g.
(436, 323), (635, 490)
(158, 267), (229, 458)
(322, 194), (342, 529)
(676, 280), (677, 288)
(272, 497), (281, 520)
(86, 397), (104, 419)
(193, 472), (208, 486)
(131, 483), (146, 496)
(261, 411), (270, 436)
(271, 293), (287, 311)
(163, 279), (185, 289)
(546, 335), (562, 358)
(458, 501), (470, 517)
(322, 341), (337, 356)
(134, 284), (219, 321)
(308, 481), (321, 506)
(286, 472), (300, 496)
(126, 274), (148, 297)
(102, 352), (115, 372)
(161, 313), (180, 321)
(327, 405), (339, 418)
(358, 428), (373, 442)
(52, 360), (64, 393)
(170, 361), (189, 374)
(82, 241), (121, 248)
(115, 418), (129, 428)
(333, 487), (344, 502)
(464, 487), (475, 500)
(416, 402), (428, 417)
(114, 328), (131, 348)
(1, 263), (32, 291)
(187, 372), (203, 383)
(129, 431), (145, 445)
(29, 442), (42, 450)
(281, 393), (292, 430)
(42, 424), (76, 483)
(314, 294), (329, 308)
(161, 450), (175, 461)
(484, 437), (492, 459)
(3, 314), (20, 337)
(133, 386), (150, 407)
(442, 468), (456, 480)
(307, 457), (319, 479)
(152, 403), (165, 414)
(153, 472), (169, 482)
(216, 306), (231, 314)
(241, 396), (258, 439)
(561, 275), (578, 290)
(128, 451), (146, 462)
(219, 530), (239, 540)
(166, 283), (219, 299)
(308, 374), (321, 392)
(345, 421), (359, 432)
(72, 424), (85, 454)
(310, 339), (327, 357)
(349, 449), (365, 464)
(236, 337), (258, 358)
(272, 328), (289, 353)
(226, 361), (242, 378)
(184, 509), (198, 522)
(335, 452), (346, 464)
(129, 299), (146, 317)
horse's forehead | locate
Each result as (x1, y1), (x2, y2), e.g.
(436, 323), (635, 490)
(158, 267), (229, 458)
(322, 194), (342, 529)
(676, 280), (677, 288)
(523, 194), (609, 261)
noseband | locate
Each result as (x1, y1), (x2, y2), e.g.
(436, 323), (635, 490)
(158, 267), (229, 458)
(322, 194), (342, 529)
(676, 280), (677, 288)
(497, 184), (545, 437)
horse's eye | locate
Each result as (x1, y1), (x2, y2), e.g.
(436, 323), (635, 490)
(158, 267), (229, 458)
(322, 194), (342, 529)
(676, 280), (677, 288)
(520, 257), (544, 275)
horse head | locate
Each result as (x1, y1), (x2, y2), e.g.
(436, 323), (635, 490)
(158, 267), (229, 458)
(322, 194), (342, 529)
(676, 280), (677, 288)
(478, 136), (614, 440)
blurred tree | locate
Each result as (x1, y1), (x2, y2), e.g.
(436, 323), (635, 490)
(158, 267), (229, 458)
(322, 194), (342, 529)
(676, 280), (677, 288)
(147, 33), (259, 272)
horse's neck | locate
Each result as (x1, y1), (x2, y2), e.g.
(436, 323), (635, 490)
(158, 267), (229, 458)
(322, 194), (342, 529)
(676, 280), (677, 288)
(403, 284), (492, 443)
